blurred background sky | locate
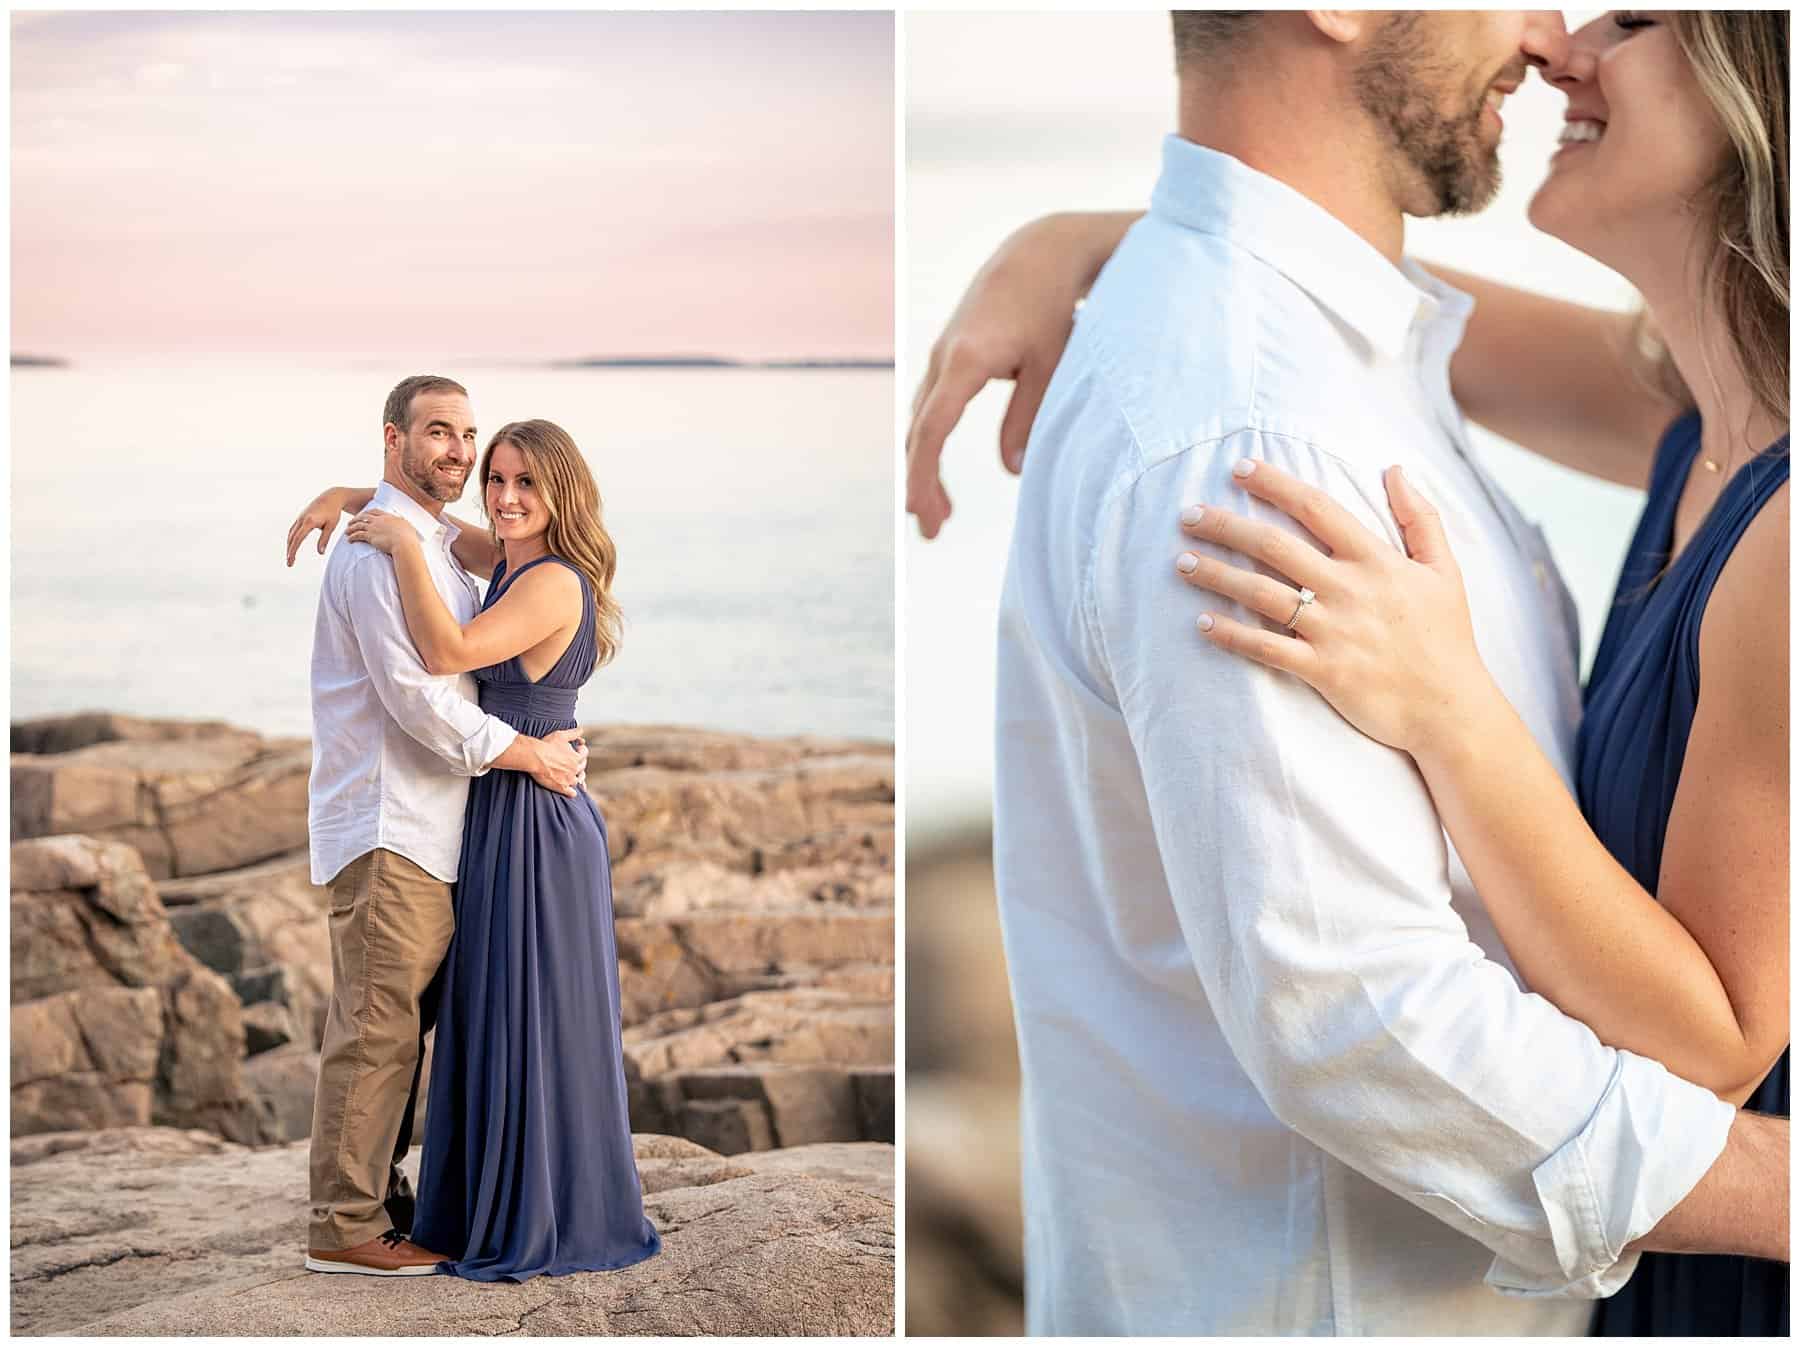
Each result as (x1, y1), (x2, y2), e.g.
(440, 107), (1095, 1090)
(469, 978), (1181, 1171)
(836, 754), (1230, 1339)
(906, 10), (1641, 845)
(13, 9), (893, 363)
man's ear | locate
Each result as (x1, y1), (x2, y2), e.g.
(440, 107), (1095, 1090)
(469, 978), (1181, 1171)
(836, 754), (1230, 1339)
(382, 422), (400, 456)
(1304, 11), (1369, 46)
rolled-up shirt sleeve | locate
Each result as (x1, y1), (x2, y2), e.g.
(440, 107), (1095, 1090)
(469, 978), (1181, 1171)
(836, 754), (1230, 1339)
(339, 551), (518, 776)
(1090, 427), (1734, 1297)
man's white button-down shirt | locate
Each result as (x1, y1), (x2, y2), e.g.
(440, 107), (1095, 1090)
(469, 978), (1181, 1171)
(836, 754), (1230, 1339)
(308, 481), (518, 885)
(992, 136), (1734, 1336)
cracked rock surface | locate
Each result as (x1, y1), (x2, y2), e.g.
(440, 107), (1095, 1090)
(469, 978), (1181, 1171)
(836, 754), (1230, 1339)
(12, 716), (894, 1155)
(10, 836), (267, 1142)
(11, 727), (310, 880)
(12, 1128), (894, 1336)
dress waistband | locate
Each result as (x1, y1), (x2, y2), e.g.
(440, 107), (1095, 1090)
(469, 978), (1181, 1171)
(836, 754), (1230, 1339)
(479, 681), (580, 723)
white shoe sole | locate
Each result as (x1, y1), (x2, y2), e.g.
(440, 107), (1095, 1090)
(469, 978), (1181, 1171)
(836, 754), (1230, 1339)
(304, 1255), (439, 1276)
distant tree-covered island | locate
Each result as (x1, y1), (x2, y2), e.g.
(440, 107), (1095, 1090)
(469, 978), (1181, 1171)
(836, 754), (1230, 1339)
(760, 358), (894, 370)
(11, 355), (69, 368)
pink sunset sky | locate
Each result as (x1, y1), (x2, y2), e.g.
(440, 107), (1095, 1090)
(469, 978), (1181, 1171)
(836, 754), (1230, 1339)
(11, 10), (893, 362)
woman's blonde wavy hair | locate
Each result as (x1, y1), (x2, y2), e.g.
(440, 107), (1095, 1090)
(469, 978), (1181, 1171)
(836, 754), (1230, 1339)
(1637, 11), (1788, 425)
(480, 420), (623, 668)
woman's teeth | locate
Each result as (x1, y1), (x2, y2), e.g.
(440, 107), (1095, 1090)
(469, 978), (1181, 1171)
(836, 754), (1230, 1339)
(1558, 120), (1605, 144)
(1485, 88), (1506, 112)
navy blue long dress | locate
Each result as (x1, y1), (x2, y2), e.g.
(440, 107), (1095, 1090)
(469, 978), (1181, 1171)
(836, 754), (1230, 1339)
(413, 554), (662, 1282)
(1577, 413), (1787, 1337)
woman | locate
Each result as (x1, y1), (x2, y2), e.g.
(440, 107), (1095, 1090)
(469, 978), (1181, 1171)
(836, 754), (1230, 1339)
(913, 11), (1786, 1337)
(295, 421), (660, 1282)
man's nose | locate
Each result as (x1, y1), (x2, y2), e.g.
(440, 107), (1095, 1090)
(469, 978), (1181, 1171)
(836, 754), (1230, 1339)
(1540, 17), (1599, 92)
(1518, 9), (1570, 73)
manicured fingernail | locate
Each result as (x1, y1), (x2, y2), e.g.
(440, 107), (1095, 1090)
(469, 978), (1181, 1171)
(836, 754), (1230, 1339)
(1197, 614), (1215, 632)
(1233, 459), (1256, 478)
(1177, 552), (1199, 573)
(1181, 505), (1204, 527)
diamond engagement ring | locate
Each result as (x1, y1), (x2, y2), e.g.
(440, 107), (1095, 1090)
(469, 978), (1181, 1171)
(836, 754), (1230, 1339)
(1283, 587), (1316, 634)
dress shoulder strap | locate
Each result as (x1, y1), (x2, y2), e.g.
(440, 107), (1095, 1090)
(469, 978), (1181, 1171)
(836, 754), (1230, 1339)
(490, 553), (581, 597)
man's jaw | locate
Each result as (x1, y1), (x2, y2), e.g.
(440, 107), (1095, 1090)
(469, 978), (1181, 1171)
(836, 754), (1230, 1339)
(410, 458), (469, 504)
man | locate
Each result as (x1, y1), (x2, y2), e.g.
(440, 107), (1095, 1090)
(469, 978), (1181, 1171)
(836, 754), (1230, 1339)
(912, 12), (1787, 1334)
(301, 375), (589, 1275)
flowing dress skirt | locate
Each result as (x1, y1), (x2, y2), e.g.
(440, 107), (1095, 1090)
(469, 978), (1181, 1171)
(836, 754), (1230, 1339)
(412, 706), (661, 1281)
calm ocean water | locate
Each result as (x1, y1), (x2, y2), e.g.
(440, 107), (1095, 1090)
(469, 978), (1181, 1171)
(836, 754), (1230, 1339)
(12, 363), (894, 743)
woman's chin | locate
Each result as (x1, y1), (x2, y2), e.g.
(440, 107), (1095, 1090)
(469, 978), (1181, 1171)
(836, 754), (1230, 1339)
(1526, 178), (1578, 249)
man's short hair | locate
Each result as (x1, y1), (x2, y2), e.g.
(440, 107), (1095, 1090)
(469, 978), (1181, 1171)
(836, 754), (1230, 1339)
(382, 375), (468, 434)
(1171, 10), (1259, 66)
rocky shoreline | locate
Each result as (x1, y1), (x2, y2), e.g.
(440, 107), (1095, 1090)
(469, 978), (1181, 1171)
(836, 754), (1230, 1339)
(11, 713), (895, 1335)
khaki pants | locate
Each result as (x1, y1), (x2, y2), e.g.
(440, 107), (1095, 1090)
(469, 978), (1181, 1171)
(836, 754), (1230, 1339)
(307, 848), (454, 1251)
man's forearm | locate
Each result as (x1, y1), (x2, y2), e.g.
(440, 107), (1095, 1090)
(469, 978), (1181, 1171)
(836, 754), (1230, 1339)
(489, 734), (543, 775)
(488, 729), (585, 797)
(1633, 1110), (1789, 1262)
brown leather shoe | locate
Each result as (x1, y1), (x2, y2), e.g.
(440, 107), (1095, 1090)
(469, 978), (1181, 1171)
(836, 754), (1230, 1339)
(305, 1229), (448, 1276)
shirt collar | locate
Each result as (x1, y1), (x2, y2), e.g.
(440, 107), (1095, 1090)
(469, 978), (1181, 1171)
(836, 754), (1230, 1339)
(370, 480), (454, 544)
(1149, 135), (1442, 362)
(1400, 255), (1475, 331)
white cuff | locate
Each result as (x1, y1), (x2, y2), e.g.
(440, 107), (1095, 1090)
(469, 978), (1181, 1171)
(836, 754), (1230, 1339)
(1486, 1054), (1735, 1298)
(460, 719), (519, 777)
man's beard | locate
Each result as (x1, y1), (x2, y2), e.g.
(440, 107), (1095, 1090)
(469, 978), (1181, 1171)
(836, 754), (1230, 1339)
(400, 440), (467, 503)
(1353, 15), (1504, 218)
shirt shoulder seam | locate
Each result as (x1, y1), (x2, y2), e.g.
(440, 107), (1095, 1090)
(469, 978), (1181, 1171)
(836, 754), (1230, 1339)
(1076, 328), (1146, 679)
(1085, 421), (1396, 671)
(335, 546), (404, 614)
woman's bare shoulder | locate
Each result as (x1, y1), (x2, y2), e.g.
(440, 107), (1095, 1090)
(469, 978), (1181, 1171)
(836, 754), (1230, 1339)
(1717, 473), (1788, 595)
(1701, 475), (1789, 696)
(494, 558), (585, 619)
